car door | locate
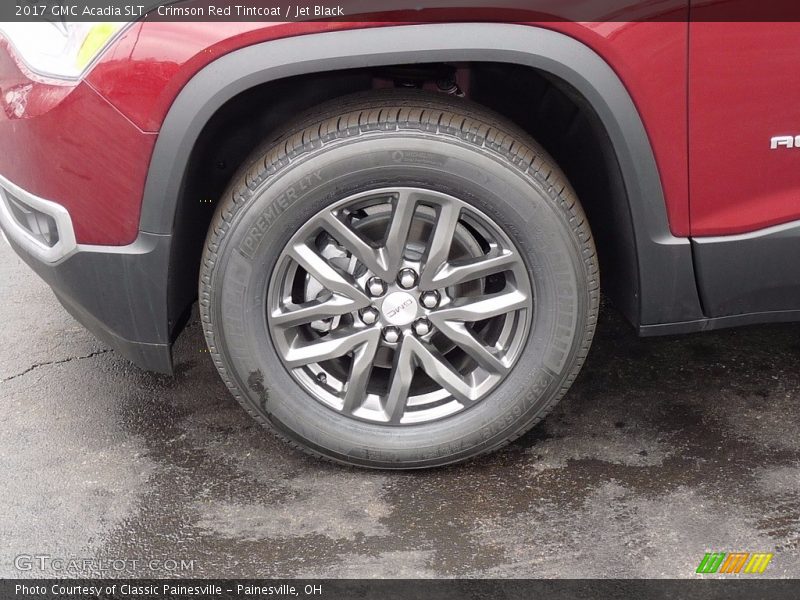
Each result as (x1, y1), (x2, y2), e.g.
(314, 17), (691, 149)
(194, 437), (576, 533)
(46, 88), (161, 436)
(689, 4), (800, 317)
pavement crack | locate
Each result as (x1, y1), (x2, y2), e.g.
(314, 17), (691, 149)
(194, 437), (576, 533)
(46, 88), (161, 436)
(1, 349), (111, 383)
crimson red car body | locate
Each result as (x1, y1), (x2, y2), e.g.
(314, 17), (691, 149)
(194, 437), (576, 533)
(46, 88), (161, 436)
(2, 2), (800, 376)
(2, 14), (695, 244)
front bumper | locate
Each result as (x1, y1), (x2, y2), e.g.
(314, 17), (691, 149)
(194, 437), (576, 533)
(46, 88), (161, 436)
(0, 180), (173, 373)
(0, 36), (173, 373)
(0, 37), (155, 246)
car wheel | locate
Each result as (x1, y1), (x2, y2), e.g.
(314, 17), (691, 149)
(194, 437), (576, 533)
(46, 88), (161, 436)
(199, 90), (599, 468)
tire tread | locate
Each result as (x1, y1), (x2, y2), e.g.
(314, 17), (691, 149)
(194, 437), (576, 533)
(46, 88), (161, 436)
(199, 90), (599, 468)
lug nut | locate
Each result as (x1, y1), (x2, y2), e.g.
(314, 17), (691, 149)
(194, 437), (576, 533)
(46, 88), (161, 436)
(397, 268), (418, 289)
(360, 307), (379, 325)
(420, 290), (440, 309)
(413, 318), (432, 337)
(382, 326), (402, 344)
(366, 277), (387, 297)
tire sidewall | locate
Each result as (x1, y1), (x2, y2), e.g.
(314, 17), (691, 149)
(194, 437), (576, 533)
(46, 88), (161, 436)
(209, 132), (589, 467)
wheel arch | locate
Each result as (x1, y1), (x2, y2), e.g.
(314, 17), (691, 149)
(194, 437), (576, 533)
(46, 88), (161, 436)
(142, 22), (704, 343)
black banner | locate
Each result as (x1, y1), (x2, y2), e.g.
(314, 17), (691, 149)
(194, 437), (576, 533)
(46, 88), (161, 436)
(5, 0), (800, 23)
(2, 579), (800, 600)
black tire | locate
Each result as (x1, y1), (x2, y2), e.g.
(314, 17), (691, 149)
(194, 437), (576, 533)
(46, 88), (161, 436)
(199, 90), (599, 469)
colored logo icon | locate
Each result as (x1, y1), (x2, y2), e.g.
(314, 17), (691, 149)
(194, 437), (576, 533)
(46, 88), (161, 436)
(696, 552), (773, 574)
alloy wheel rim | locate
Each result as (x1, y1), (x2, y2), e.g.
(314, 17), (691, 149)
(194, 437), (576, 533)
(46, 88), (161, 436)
(267, 187), (533, 425)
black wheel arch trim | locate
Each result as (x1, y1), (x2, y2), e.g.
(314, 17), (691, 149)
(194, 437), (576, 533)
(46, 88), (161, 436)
(140, 22), (705, 335)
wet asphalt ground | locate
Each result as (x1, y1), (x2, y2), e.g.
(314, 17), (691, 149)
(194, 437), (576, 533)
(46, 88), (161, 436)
(1, 238), (799, 579)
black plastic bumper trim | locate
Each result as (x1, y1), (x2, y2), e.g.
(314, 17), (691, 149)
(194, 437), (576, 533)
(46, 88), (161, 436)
(3, 230), (173, 374)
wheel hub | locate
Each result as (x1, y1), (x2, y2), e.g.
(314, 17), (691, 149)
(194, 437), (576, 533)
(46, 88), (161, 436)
(380, 290), (418, 326)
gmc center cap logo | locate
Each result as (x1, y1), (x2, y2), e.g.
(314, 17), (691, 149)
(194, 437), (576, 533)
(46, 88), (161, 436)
(381, 292), (418, 326)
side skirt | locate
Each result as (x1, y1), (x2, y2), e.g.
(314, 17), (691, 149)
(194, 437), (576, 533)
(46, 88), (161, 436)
(640, 219), (800, 335)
